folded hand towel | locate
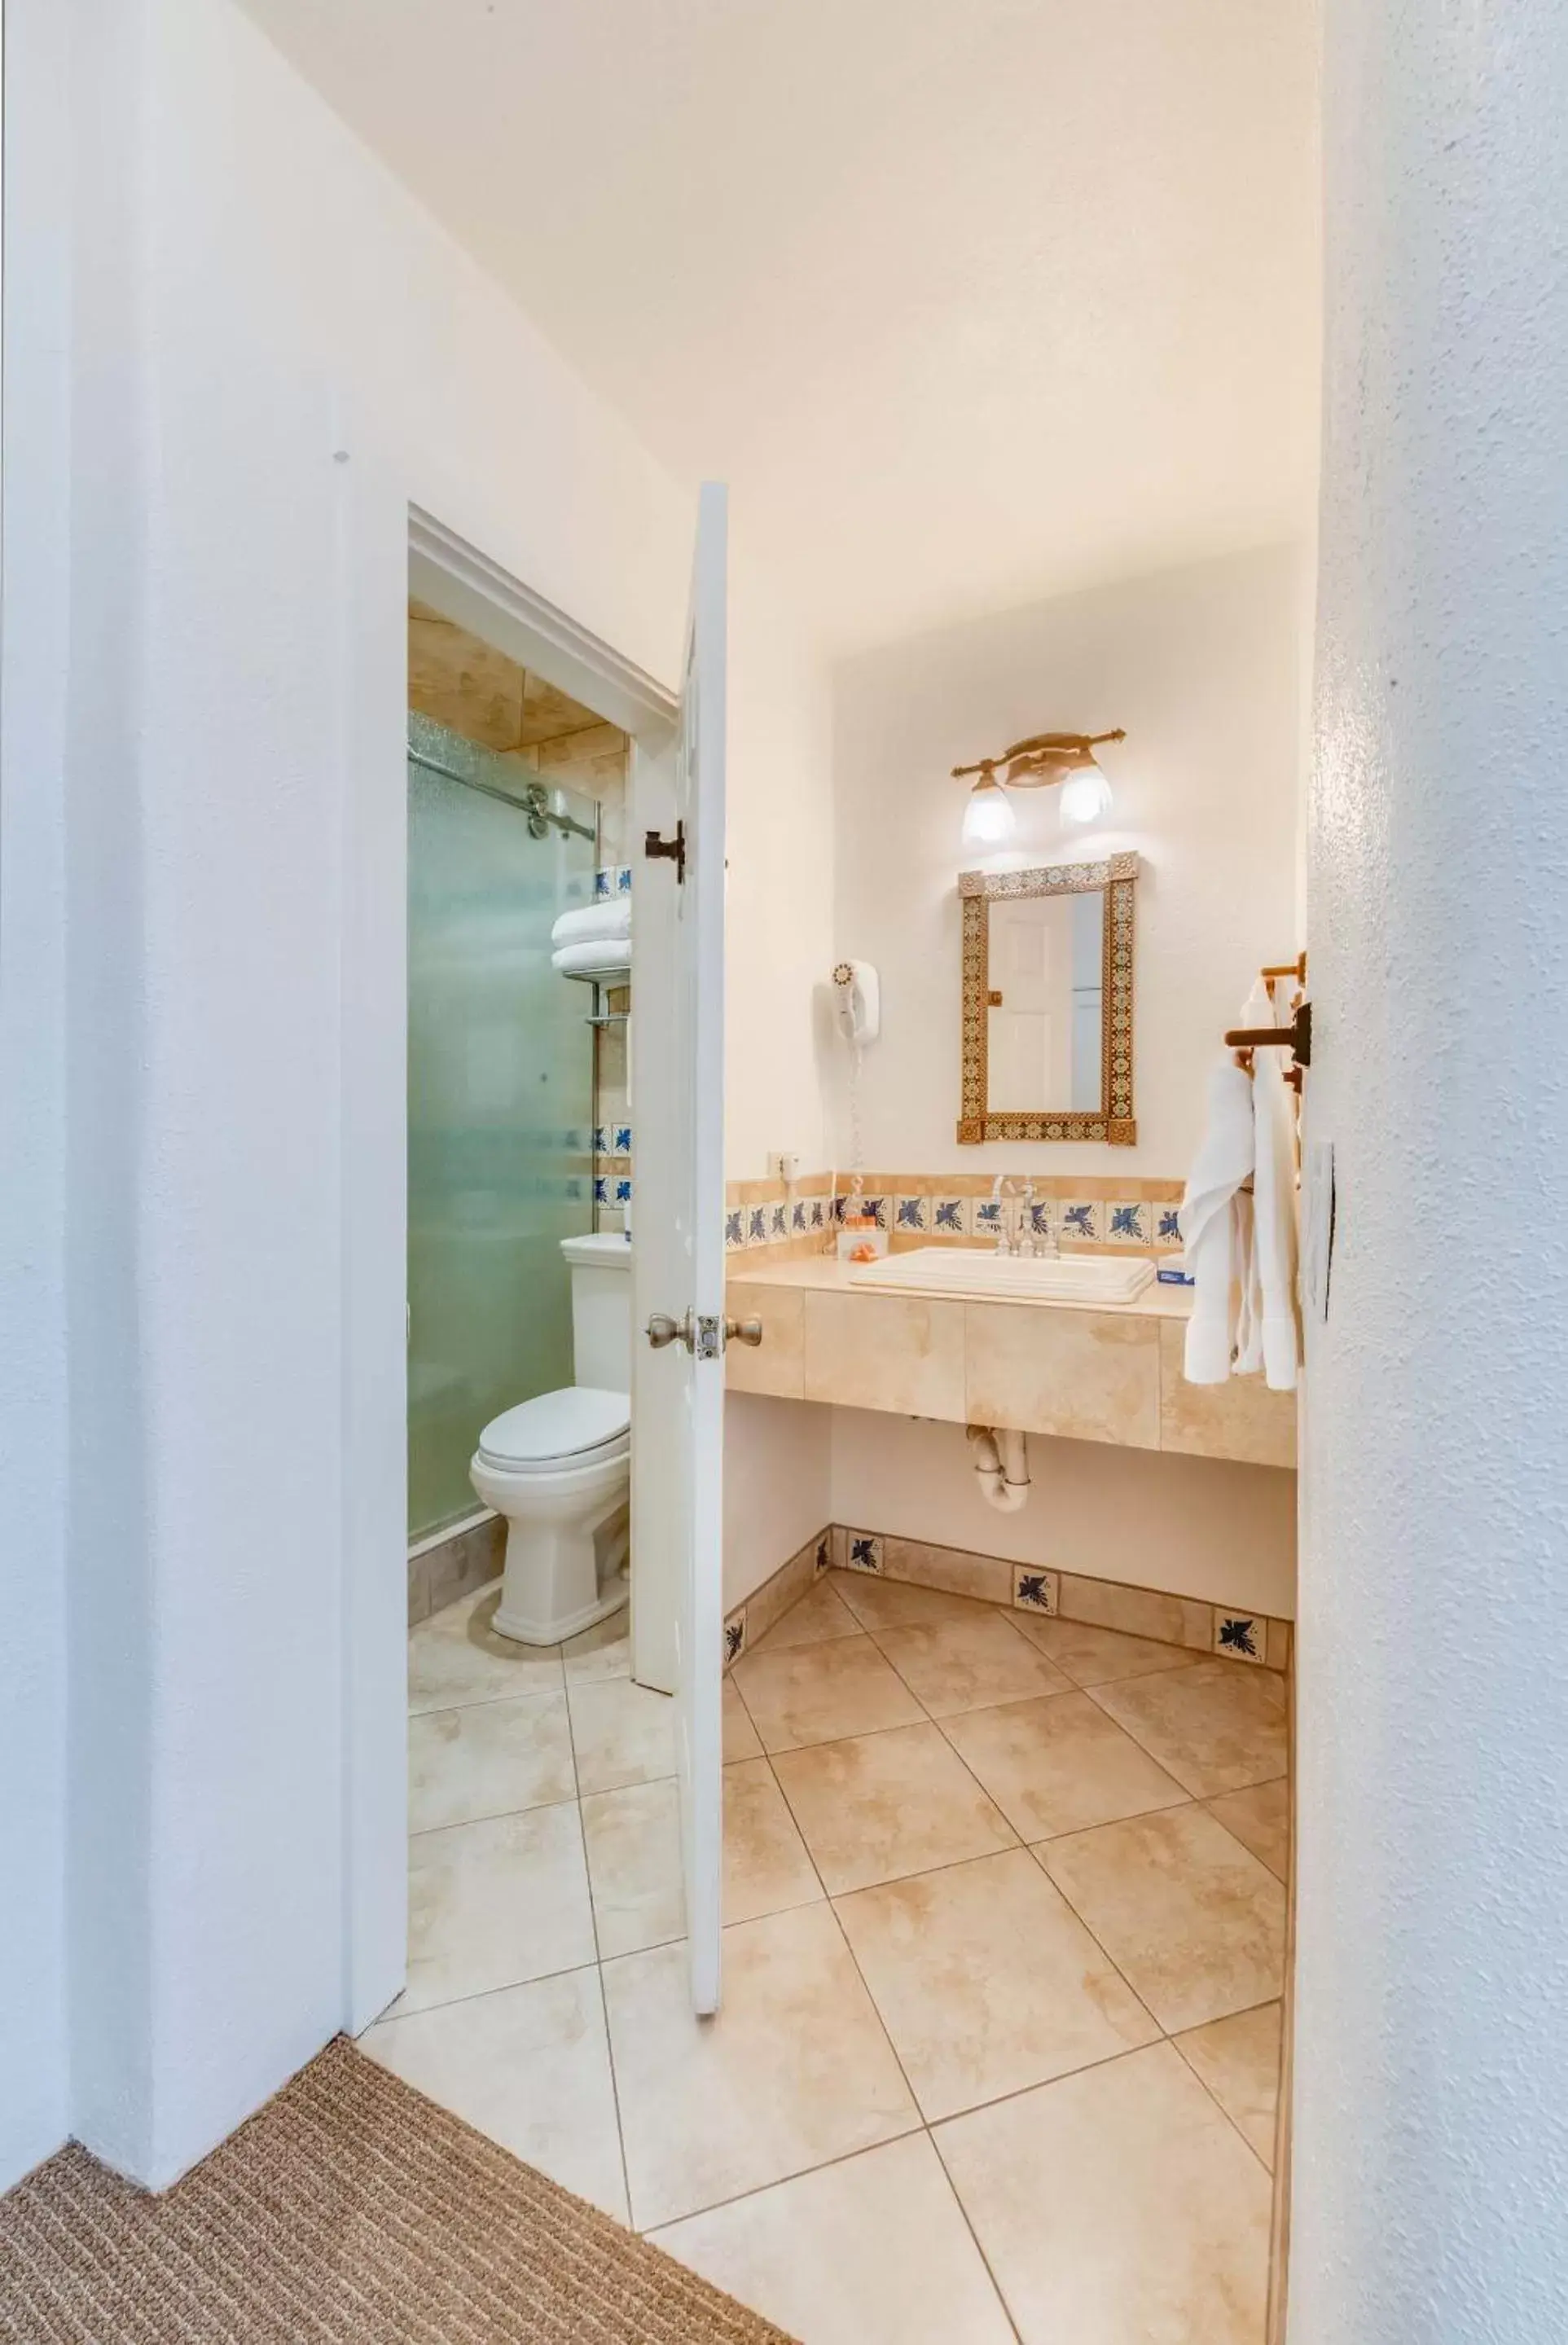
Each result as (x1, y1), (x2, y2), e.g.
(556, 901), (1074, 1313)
(551, 898), (630, 950)
(552, 937), (632, 978)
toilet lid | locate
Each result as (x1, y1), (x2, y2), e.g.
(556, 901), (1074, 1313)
(477, 1385), (630, 1469)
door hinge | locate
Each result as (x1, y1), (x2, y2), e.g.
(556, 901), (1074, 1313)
(643, 821), (686, 883)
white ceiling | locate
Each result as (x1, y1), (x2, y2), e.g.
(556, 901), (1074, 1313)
(242, 0), (1320, 656)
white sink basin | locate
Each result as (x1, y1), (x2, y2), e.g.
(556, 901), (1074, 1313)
(849, 1247), (1156, 1306)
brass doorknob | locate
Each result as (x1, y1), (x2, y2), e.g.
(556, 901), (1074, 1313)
(725, 1316), (764, 1348)
(646, 1311), (696, 1351)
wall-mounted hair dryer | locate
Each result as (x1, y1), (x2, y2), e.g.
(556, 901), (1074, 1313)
(832, 960), (881, 1046)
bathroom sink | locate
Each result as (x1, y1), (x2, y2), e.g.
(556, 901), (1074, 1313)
(849, 1247), (1157, 1305)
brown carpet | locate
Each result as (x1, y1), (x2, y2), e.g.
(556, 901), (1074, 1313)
(0, 2036), (796, 2345)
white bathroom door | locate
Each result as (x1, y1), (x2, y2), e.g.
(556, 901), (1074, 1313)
(657, 481), (727, 2016)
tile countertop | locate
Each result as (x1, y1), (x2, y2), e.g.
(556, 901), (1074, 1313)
(724, 1254), (1294, 1471)
(727, 1254), (1197, 1323)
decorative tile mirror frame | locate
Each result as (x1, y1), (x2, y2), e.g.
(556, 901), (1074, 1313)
(957, 851), (1138, 1144)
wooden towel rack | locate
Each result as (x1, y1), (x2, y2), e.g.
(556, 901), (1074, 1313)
(1225, 951), (1310, 1081)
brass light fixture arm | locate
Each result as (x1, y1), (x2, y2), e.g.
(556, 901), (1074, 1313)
(951, 728), (1126, 785)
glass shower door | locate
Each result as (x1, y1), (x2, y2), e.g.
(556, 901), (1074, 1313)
(406, 712), (597, 1540)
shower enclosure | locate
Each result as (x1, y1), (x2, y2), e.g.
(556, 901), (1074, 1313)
(406, 710), (597, 1541)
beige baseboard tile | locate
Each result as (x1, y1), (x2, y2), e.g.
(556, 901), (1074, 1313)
(410, 1514), (505, 1627)
(881, 1536), (1013, 1607)
(724, 1525), (833, 1669)
(1057, 1572), (1214, 1653)
(842, 1533), (1290, 1675)
(748, 1530), (831, 1645)
(721, 1522), (1293, 1679)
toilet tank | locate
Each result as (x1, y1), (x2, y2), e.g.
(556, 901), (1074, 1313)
(561, 1232), (634, 1392)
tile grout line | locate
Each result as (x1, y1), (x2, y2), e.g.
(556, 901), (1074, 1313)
(727, 1596), (1283, 2044)
(415, 1581), (1284, 2281)
(1166, 2023), (1280, 2180)
(752, 1744), (1024, 2344)
(841, 1594), (1183, 2090)
(557, 1651), (639, 2233)
(749, 1582), (1288, 2098)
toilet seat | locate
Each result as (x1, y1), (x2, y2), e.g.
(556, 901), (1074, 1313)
(477, 1385), (630, 1475)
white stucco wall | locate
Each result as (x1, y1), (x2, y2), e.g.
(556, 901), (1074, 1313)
(830, 544), (1309, 1179)
(12, 0), (831, 2188)
(0, 0), (72, 2195)
(1293, 0), (1568, 2333)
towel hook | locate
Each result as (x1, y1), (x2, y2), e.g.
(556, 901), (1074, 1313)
(1224, 1001), (1311, 1068)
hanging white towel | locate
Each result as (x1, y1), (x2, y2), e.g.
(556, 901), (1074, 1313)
(1243, 978), (1302, 1391)
(551, 898), (630, 951)
(1181, 1056), (1256, 1384)
(552, 936), (632, 978)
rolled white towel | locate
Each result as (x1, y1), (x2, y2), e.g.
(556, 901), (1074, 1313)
(552, 937), (632, 977)
(551, 898), (630, 950)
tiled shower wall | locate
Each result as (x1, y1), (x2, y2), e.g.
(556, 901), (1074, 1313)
(723, 1170), (1187, 1259)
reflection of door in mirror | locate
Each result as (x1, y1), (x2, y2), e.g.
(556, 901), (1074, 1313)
(987, 892), (1104, 1111)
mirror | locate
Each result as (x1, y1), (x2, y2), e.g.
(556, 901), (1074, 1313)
(958, 853), (1137, 1144)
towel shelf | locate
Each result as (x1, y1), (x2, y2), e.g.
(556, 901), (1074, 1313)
(560, 960), (630, 1032)
(559, 961), (630, 986)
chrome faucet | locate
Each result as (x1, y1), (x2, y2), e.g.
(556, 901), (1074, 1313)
(990, 1173), (1039, 1255)
(990, 1175), (1061, 1259)
(989, 1173), (1012, 1254)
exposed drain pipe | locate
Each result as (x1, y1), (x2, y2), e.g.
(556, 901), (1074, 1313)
(966, 1422), (1030, 1513)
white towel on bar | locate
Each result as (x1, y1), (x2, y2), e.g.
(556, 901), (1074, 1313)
(1237, 977), (1302, 1390)
(551, 898), (630, 950)
(1180, 1055), (1256, 1384)
(552, 937), (632, 978)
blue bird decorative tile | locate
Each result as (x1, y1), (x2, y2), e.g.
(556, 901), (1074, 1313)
(723, 1614), (746, 1663)
(593, 1176), (608, 1205)
(1109, 1202), (1147, 1241)
(1216, 1614), (1262, 1662)
(1157, 1206), (1182, 1242)
(614, 1126), (633, 1157)
(810, 1198), (826, 1228)
(815, 1536), (832, 1574)
(593, 1126), (608, 1157)
(896, 1196), (927, 1230)
(594, 867), (613, 899)
(975, 1199), (1003, 1228)
(725, 1210), (744, 1249)
(770, 1201), (788, 1238)
(749, 1207), (767, 1243)
(1012, 1567), (1058, 1615)
(933, 1198), (964, 1232)
(793, 1200), (809, 1231)
(616, 866), (633, 894)
(846, 1532), (884, 1574)
(614, 1177), (632, 1205)
(1063, 1202), (1096, 1236)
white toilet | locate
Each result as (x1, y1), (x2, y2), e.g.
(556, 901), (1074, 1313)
(470, 1232), (632, 1646)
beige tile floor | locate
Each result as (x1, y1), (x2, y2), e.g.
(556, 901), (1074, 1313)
(367, 1569), (1288, 2345)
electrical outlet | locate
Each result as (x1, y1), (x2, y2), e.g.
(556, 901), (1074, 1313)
(772, 1151), (800, 1184)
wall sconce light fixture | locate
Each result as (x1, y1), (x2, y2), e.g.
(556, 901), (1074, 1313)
(954, 728), (1125, 849)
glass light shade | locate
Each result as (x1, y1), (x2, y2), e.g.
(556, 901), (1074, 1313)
(1057, 762), (1113, 827)
(961, 778), (1017, 849)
